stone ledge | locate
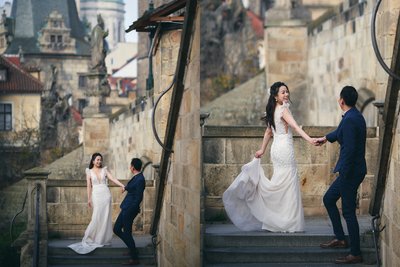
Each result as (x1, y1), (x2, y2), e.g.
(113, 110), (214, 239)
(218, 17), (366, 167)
(203, 125), (377, 138)
(47, 179), (155, 187)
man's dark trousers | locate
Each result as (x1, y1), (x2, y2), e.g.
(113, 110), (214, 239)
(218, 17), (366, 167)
(323, 172), (365, 256)
(113, 206), (140, 259)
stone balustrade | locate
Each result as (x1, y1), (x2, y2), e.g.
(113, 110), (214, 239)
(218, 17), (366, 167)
(202, 125), (378, 221)
(13, 168), (49, 267)
(46, 179), (155, 237)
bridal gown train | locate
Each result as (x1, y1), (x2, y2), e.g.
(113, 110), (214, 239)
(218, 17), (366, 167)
(68, 167), (113, 254)
(223, 103), (305, 232)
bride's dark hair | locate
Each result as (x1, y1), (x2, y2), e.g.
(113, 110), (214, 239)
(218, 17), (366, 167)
(263, 81), (289, 130)
(89, 152), (103, 169)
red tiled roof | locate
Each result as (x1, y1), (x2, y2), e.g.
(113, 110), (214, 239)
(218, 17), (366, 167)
(4, 55), (21, 67)
(0, 55), (43, 93)
(247, 10), (264, 38)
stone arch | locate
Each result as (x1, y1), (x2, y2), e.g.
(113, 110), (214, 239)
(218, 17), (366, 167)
(140, 155), (154, 181)
(356, 87), (376, 127)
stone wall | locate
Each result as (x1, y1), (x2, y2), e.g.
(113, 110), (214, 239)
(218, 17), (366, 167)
(157, 11), (201, 267)
(46, 179), (154, 237)
(381, 124), (400, 266)
(373, 0), (400, 265)
(202, 125), (378, 220)
(263, 0), (392, 127)
(306, 0), (386, 126)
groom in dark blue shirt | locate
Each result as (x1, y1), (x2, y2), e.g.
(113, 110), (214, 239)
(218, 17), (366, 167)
(114, 158), (145, 265)
(316, 86), (367, 264)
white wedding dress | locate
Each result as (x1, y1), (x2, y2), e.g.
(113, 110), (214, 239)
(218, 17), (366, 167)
(68, 167), (113, 254)
(223, 104), (305, 232)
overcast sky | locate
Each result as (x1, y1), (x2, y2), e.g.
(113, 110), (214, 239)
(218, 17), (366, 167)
(124, 0), (138, 42)
(0, 0), (138, 43)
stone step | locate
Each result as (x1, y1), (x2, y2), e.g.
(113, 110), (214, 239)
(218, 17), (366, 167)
(204, 247), (376, 264)
(48, 236), (156, 266)
(205, 263), (374, 267)
(204, 216), (377, 265)
(48, 255), (155, 266)
(49, 265), (152, 267)
(205, 232), (374, 248)
(48, 245), (154, 256)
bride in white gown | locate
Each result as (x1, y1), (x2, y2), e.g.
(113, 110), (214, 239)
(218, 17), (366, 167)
(69, 153), (125, 254)
(223, 82), (316, 232)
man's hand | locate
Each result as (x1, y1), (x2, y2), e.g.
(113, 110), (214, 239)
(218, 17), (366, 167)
(315, 136), (327, 146)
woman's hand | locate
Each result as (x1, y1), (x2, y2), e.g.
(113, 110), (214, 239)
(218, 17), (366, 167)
(314, 136), (327, 146)
(88, 199), (92, 208)
(255, 150), (264, 158)
(309, 138), (317, 145)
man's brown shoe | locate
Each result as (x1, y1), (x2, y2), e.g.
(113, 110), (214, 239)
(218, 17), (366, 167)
(121, 259), (140, 265)
(335, 254), (363, 264)
(320, 239), (348, 249)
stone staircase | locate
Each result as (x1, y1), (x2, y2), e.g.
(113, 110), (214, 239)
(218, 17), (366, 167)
(48, 236), (156, 267)
(204, 216), (377, 267)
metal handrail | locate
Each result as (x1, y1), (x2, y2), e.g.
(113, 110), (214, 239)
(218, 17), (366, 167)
(151, 77), (176, 152)
(10, 190), (28, 243)
(150, 0), (198, 237)
(371, 215), (385, 267)
(33, 184), (41, 267)
(371, 0), (400, 80)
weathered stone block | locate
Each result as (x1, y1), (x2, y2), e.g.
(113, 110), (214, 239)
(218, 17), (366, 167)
(144, 187), (156, 210)
(47, 187), (60, 203)
(60, 187), (86, 203)
(298, 165), (329, 195)
(203, 164), (241, 196)
(203, 139), (225, 164)
(359, 175), (374, 201)
(226, 138), (267, 164)
(301, 195), (323, 207)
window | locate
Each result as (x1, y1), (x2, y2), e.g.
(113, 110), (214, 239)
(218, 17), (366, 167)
(50, 35), (55, 43)
(0, 69), (7, 81)
(78, 75), (87, 88)
(57, 35), (62, 43)
(0, 103), (12, 131)
(78, 99), (87, 114)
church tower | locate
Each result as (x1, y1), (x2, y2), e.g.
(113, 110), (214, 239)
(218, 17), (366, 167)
(77, 0), (125, 51)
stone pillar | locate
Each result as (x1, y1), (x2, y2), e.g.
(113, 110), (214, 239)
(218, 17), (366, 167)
(82, 112), (110, 159)
(14, 168), (49, 267)
(82, 71), (111, 159)
(264, 0), (310, 87)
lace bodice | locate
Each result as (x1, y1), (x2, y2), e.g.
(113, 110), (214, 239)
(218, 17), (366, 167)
(86, 167), (108, 185)
(271, 103), (296, 167)
(272, 103), (292, 136)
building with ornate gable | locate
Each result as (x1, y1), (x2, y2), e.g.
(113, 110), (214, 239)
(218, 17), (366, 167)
(4, 0), (91, 115)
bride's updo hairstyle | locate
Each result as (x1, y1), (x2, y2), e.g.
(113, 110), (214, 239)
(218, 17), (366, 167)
(263, 81), (289, 130)
(89, 152), (103, 169)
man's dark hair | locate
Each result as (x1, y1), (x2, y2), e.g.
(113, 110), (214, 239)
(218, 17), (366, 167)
(340, 86), (358, 107)
(131, 158), (143, 171)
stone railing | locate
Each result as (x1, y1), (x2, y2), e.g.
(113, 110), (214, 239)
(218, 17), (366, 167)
(46, 179), (155, 238)
(12, 167), (156, 266)
(202, 125), (378, 221)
